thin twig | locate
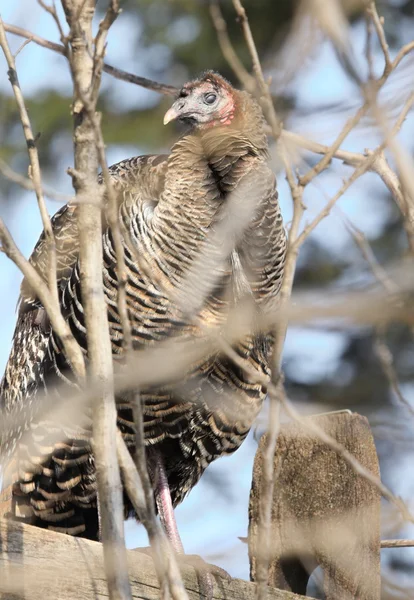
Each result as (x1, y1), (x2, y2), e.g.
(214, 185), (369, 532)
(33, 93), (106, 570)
(281, 129), (412, 248)
(92, 0), (120, 101)
(0, 16), (59, 307)
(209, 0), (255, 93)
(13, 36), (32, 57)
(0, 218), (85, 378)
(3, 21), (66, 54)
(295, 89), (414, 248)
(295, 148), (381, 248)
(300, 103), (370, 187)
(260, 145), (303, 600)
(271, 142), (304, 366)
(374, 332), (414, 418)
(3, 21), (178, 95)
(370, 93), (414, 252)
(361, 4), (414, 252)
(38, 0), (68, 45)
(340, 212), (398, 295)
(0, 157), (73, 203)
(298, 18), (414, 189)
(365, 10), (374, 81)
(381, 539), (414, 548)
(232, 0), (281, 139)
(367, 1), (391, 76)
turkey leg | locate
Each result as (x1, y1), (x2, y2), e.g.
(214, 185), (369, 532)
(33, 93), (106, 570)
(153, 450), (184, 554)
(152, 451), (231, 598)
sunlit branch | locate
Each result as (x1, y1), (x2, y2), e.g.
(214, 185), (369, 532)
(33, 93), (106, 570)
(0, 16), (59, 306)
(3, 21), (178, 95)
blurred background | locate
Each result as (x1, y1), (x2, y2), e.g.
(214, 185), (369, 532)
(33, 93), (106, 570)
(0, 0), (413, 596)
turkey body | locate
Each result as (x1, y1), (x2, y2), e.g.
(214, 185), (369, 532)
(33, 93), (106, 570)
(0, 74), (286, 537)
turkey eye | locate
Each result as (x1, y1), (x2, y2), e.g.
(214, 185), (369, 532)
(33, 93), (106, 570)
(204, 93), (217, 105)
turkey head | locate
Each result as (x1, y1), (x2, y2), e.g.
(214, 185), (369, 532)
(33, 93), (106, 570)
(163, 71), (236, 128)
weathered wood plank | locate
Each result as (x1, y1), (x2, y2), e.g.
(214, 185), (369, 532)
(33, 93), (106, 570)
(249, 412), (381, 599)
(0, 485), (13, 521)
(0, 518), (306, 600)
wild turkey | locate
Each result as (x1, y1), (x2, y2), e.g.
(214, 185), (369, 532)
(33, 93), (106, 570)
(0, 72), (286, 544)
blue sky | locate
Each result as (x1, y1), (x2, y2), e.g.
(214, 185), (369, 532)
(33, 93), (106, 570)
(1, 1), (414, 585)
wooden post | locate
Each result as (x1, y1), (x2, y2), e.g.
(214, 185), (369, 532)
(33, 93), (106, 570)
(248, 412), (381, 599)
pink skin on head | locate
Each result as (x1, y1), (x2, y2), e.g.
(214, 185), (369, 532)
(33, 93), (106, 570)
(193, 80), (235, 128)
(163, 75), (236, 129)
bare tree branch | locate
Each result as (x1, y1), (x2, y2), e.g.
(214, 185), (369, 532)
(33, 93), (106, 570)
(381, 539), (414, 548)
(38, 0), (68, 45)
(209, 0), (255, 93)
(0, 16), (59, 307)
(367, 1), (391, 75)
(0, 218), (85, 378)
(0, 157), (72, 203)
(232, 0), (281, 139)
(2, 21), (178, 95)
(59, 1), (131, 598)
(340, 212), (399, 295)
(374, 332), (414, 418)
(295, 89), (414, 248)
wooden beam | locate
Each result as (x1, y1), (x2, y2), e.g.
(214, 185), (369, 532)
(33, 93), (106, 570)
(0, 518), (306, 600)
(249, 412), (381, 599)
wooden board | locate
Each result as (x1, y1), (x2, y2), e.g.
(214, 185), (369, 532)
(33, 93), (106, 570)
(0, 517), (307, 600)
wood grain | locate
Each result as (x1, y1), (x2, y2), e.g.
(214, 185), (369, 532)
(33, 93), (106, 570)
(249, 412), (381, 599)
(0, 518), (306, 600)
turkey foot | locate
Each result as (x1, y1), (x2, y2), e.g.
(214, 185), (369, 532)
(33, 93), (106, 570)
(134, 548), (231, 599)
(175, 553), (231, 598)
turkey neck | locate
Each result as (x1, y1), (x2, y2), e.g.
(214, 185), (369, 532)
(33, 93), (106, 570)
(154, 90), (268, 249)
(202, 91), (268, 193)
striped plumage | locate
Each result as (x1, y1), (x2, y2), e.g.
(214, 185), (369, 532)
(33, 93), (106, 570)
(0, 72), (286, 538)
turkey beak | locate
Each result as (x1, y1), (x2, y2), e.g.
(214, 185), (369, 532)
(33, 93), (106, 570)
(163, 100), (184, 125)
(163, 107), (177, 125)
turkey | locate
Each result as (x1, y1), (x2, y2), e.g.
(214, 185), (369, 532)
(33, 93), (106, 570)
(0, 71), (286, 545)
